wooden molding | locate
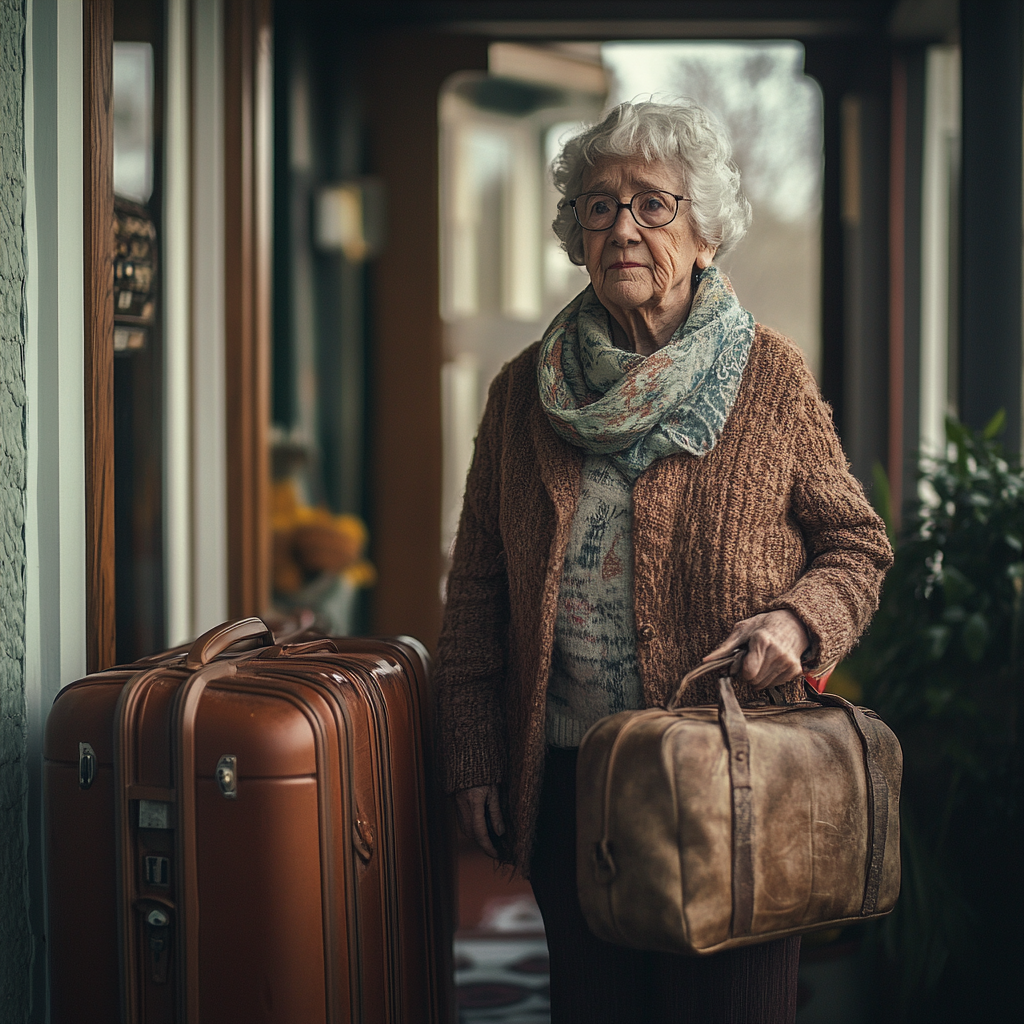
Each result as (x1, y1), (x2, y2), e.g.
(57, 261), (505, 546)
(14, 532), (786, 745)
(84, 0), (117, 672)
(365, 35), (489, 651)
(224, 0), (272, 618)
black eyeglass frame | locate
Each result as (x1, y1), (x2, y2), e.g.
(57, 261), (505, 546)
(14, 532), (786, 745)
(568, 190), (692, 231)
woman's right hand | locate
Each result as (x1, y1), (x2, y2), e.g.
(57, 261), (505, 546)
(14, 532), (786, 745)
(455, 785), (505, 859)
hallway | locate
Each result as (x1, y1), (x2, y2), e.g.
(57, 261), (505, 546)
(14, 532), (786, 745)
(1, 2), (1022, 1022)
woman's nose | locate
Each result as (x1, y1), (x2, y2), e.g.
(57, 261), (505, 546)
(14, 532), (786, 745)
(608, 204), (641, 243)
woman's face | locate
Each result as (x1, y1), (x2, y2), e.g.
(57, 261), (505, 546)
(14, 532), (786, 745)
(579, 156), (716, 316)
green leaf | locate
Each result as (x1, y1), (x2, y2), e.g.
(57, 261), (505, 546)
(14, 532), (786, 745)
(926, 624), (951, 660)
(962, 612), (989, 662)
(941, 566), (974, 606)
(872, 462), (894, 542)
(942, 605), (966, 624)
(982, 408), (1006, 440)
(945, 416), (969, 447)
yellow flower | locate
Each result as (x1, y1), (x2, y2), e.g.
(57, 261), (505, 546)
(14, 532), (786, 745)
(344, 560), (377, 588)
(270, 482), (375, 593)
(270, 479), (301, 531)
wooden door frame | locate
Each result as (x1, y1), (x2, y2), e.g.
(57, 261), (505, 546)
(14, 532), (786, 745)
(84, 0), (272, 668)
(223, 0), (272, 620)
(84, 0), (116, 672)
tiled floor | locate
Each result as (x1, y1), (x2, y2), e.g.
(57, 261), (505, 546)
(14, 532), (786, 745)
(455, 843), (551, 1024)
(454, 933), (550, 1024)
(453, 841), (869, 1024)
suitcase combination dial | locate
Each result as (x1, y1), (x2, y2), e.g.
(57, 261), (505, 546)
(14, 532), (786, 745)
(142, 905), (172, 984)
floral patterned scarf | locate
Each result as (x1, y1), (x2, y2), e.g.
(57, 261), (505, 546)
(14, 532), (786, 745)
(536, 264), (754, 480)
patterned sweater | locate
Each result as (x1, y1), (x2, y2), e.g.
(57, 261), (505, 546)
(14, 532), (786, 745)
(546, 455), (643, 748)
(434, 325), (893, 873)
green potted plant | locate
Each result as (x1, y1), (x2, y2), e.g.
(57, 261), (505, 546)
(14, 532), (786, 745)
(848, 413), (1023, 1023)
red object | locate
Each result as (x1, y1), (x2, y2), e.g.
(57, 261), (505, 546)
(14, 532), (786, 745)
(44, 618), (453, 1023)
(804, 668), (833, 694)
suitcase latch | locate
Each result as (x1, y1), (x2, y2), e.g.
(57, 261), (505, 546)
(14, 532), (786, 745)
(216, 755), (237, 799)
(592, 838), (617, 884)
(353, 817), (374, 863)
(144, 856), (170, 887)
(79, 742), (96, 790)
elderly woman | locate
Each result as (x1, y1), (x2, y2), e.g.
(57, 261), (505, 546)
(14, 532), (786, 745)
(435, 101), (891, 1024)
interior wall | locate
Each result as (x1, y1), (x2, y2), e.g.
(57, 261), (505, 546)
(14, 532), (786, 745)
(1, 2), (31, 1017)
(21, 1), (89, 1020)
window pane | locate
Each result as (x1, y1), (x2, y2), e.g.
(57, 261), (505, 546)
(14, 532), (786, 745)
(113, 42), (155, 204)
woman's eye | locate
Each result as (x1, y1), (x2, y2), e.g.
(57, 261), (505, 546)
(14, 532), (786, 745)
(590, 198), (612, 215)
(641, 196), (665, 212)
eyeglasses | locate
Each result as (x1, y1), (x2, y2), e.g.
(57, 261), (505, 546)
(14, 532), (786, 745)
(569, 190), (691, 231)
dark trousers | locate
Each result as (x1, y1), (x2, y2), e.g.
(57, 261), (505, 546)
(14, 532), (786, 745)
(530, 747), (800, 1024)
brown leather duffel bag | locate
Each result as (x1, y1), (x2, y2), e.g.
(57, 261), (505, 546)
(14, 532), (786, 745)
(576, 654), (902, 955)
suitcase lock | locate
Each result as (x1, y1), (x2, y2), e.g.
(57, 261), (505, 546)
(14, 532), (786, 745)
(145, 907), (171, 984)
(216, 755), (237, 799)
(78, 742), (96, 790)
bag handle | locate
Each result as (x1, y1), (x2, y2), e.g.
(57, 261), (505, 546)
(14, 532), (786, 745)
(667, 648), (841, 707)
(184, 617), (275, 669)
(666, 648), (747, 710)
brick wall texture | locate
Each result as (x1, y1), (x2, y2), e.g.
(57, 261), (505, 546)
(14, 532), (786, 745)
(0, 0), (29, 1019)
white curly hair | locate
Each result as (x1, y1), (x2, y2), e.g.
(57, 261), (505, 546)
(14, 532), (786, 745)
(551, 100), (752, 265)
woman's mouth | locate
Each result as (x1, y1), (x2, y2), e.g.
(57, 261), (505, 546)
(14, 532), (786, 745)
(608, 261), (645, 269)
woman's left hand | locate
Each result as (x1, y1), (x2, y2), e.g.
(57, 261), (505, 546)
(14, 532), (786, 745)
(703, 610), (810, 690)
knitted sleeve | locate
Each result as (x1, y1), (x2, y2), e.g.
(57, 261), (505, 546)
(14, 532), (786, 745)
(765, 377), (894, 671)
(433, 370), (512, 794)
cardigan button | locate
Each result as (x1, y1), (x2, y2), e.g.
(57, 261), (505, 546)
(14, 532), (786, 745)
(637, 624), (656, 642)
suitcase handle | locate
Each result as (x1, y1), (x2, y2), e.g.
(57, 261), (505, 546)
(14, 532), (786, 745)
(253, 638), (343, 659)
(184, 617), (275, 669)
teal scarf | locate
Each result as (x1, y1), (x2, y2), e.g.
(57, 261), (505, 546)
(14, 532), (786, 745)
(536, 265), (754, 480)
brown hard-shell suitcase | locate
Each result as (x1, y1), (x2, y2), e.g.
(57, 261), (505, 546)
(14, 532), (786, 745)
(250, 637), (456, 1022)
(44, 618), (453, 1023)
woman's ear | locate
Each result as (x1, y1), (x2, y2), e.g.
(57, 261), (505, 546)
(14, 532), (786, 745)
(695, 243), (717, 269)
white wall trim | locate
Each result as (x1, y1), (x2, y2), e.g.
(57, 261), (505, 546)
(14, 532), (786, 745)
(191, 0), (229, 633)
(24, 0), (87, 742)
(920, 45), (961, 460)
(24, 0), (87, 1017)
(164, 0), (193, 645)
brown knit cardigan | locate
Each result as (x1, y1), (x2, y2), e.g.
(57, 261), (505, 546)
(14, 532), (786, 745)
(434, 324), (893, 873)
